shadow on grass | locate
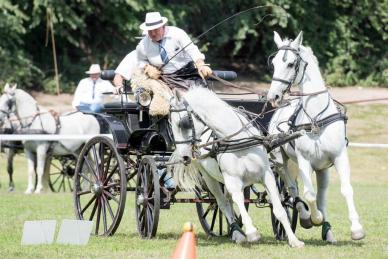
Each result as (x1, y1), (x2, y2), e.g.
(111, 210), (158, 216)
(110, 232), (365, 248)
(303, 238), (365, 247)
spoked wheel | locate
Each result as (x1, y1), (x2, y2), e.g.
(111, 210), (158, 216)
(45, 154), (76, 192)
(196, 185), (250, 237)
(270, 171), (298, 241)
(135, 156), (160, 239)
(74, 136), (127, 236)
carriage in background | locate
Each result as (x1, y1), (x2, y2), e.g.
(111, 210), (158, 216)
(73, 69), (301, 241)
(0, 120), (77, 193)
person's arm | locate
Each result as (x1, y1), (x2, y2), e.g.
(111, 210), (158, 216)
(113, 74), (124, 88)
(136, 40), (149, 69)
(115, 50), (138, 82)
(177, 28), (212, 79)
(177, 28), (205, 62)
(136, 39), (161, 79)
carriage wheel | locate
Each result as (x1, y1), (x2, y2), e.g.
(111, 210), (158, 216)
(135, 156), (160, 239)
(45, 154), (76, 192)
(73, 136), (127, 236)
(196, 185), (250, 237)
(270, 171), (298, 241)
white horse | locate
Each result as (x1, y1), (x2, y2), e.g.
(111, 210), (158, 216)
(169, 87), (304, 247)
(266, 31), (365, 242)
(0, 84), (100, 194)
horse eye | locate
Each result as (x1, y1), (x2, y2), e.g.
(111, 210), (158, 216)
(287, 62), (294, 68)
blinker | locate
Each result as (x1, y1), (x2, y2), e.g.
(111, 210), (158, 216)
(179, 115), (192, 129)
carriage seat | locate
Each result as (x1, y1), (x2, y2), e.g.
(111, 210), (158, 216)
(102, 102), (140, 114)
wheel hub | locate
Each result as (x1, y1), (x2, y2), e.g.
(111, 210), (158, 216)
(91, 182), (103, 195)
(137, 193), (146, 205)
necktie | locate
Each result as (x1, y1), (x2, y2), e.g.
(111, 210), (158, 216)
(159, 40), (169, 64)
(92, 81), (96, 99)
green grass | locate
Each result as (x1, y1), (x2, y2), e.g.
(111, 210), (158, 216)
(1, 104), (388, 258)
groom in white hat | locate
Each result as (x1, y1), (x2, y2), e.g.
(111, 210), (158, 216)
(72, 64), (115, 112)
(134, 11), (212, 83)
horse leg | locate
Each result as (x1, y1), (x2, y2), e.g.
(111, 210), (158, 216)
(6, 148), (16, 192)
(297, 156), (324, 226)
(316, 169), (336, 243)
(35, 144), (49, 193)
(279, 152), (311, 229)
(201, 170), (245, 243)
(224, 175), (260, 243)
(264, 168), (305, 247)
(333, 148), (365, 240)
(25, 150), (36, 194)
(198, 159), (246, 243)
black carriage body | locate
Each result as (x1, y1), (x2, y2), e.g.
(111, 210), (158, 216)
(98, 102), (174, 154)
(98, 97), (273, 155)
(225, 99), (274, 133)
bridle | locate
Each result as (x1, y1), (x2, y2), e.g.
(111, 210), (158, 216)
(268, 44), (308, 95)
(170, 99), (207, 146)
(0, 91), (46, 131)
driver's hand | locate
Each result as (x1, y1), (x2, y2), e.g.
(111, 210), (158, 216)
(195, 59), (212, 79)
(144, 64), (161, 79)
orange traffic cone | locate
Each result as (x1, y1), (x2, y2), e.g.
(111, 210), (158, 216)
(170, 222), (197, 259)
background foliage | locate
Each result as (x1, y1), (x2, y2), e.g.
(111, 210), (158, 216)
(0, 0), (386, 92)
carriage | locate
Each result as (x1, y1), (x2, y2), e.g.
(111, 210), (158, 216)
(72, 70), (300, 241)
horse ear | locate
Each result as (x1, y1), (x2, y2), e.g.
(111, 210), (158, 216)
(4, 83), (10, 91)
(12, 83), (17, 90)
(291, 31), (303, 49)
(273, 31), (283, 48)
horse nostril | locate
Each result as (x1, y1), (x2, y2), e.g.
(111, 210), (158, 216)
(274, 94), (280, 101)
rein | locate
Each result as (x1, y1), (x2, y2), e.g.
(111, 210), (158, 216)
(209, 74), (266, 96)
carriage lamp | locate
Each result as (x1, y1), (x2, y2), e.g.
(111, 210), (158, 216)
(135, 87), (152, 107)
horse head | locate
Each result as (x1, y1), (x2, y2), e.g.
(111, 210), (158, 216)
(0, 83), (17, 123)
(267, 31), (306, 107)
(169, 89), (206, 165)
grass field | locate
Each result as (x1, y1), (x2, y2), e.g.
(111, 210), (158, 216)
(1, 104), (388, 258)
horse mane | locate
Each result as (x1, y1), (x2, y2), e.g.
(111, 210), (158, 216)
(300, 45), (319, 65)
(15, 89), (37, 106)
(185, 86), (237, 125)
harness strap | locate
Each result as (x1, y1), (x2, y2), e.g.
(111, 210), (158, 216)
(291, 112), (347, 132)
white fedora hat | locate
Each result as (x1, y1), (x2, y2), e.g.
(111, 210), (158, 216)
(85, 64), (101, 74)
(140, 12), (168, 31)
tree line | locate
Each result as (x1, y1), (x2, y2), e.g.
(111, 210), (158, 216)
(0, 0), (386, 93)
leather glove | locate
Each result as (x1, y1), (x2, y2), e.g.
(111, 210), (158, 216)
(144, 64), (161, 80)
(195, 60), (213, 79)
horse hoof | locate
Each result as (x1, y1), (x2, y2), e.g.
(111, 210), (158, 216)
(246, 231), (261, 243)
(322, 222), (337, 244)
(231, 231), (246, 244)
(300, 217), (313, 229)
(351, 228), (365, 240)
(25, 189), (34, 194)
(311, 212), (324, 226)
(325, 230), (337, 244)
(34, 189), (43, 194)
(8, 186), (14, 192)
(289, 239), (305, 248)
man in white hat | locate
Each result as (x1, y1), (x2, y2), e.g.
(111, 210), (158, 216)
(134, 11), (212, 83)
(72, 64), (115, 111)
